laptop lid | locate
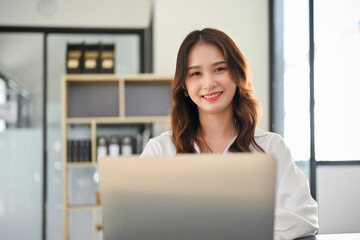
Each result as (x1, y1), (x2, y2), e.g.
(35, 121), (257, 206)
(98, 153), (276, 240)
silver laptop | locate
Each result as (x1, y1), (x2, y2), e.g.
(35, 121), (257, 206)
(98, 153), (276, 240)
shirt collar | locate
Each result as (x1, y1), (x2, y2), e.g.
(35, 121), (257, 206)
(193, 128), (267, 153)
(194, 135), (237, 154)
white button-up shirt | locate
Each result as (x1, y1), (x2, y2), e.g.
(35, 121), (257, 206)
(141, 128), (319, 239)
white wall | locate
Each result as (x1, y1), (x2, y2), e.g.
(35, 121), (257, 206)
(153, 0), (269, 130)
(0, 0), (151, 28)
(0, 0), (269, 129)
(317, 165), (360, 234)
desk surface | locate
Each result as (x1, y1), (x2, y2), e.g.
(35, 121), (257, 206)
(298, 233), (360, 240)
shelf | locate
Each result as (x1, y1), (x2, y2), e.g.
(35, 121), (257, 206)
(66, 116), (169, 124)
(67, 162), (98, 167)
(64, 73), (172, 82)
(67, 205), (102, 211)
(62, 73), (172, 240)
(123, 74), (173, 81)
(65, 74), (119, 82)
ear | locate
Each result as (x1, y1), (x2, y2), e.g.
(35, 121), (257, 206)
(182, 83), (187, 90)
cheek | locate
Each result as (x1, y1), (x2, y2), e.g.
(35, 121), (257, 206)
(185, 81), (201, 103)
(229, 82), (237, 98)
(185, 80), (197, 93)
(184, 78), (190, 90)
(231, 83), (237, 93)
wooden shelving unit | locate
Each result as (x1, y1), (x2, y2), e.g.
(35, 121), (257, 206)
(61, 74), (172, 240)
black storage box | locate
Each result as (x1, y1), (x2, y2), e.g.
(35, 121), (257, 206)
(66, 43), (84, 73)
(83, 44), (101, 73)
(100, 44), (115, 73)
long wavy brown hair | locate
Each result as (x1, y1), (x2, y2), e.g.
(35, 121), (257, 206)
(171, 28), (263, 153)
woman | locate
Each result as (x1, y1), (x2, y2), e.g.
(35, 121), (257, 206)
(141, 28), (319, 239)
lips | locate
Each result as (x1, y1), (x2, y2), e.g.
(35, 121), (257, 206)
(201, 91), (223, 101)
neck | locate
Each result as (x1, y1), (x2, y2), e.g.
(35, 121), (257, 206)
(197, 108), (237, 140)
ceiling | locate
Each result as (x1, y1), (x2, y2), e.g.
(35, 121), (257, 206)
(0, 0), (152, 28)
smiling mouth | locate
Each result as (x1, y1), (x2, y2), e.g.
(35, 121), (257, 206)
(201, 91), (223, 99)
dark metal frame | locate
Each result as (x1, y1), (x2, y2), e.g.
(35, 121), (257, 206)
(0, 25), (153, 240)
(308, 0), (317, 198)
(269, 0), (360, 200)
(269, 0), (284, 136)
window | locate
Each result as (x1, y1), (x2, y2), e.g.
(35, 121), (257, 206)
(314, 0), (360, 161)
(273, 0), (360, 198)
(280, 0), (360, 166)
(283, 0), (311, 163)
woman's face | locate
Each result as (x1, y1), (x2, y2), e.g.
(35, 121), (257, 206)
(184, 43), (237, 116)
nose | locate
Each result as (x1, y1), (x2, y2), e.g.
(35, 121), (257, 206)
(202, 73), (216, 90)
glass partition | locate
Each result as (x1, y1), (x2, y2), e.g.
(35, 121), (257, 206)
(0, 32), (43, 239)
(46, 33), (141, 240)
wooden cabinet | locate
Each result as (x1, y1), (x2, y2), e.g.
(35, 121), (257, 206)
(61, 74), (172, 240)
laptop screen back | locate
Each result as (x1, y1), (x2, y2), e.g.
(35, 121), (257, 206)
(99, 153), (276, 240)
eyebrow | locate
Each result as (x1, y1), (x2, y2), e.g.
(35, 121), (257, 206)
(187, 61), (227, 70)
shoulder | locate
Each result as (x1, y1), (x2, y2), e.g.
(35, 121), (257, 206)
(145, 131), (174, 148)
(150, 130), (173, 142)
(140, 131), (176, 156)
(254, 128), (285, 153)
(253, 128), (291, 165)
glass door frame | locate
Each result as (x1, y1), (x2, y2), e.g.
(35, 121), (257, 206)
(0, 25), (153, 240)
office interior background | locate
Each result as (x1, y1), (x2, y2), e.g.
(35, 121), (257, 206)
(0, 0), (359, 239)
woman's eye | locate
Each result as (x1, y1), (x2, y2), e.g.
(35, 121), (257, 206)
(191, 72), (201, 76)
(215, 67), (225, 72)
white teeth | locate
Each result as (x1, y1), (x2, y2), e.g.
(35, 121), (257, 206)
(203, 92), (222, 98)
